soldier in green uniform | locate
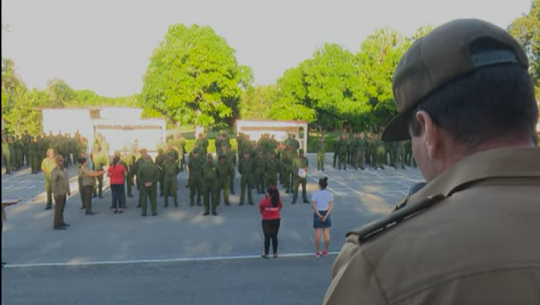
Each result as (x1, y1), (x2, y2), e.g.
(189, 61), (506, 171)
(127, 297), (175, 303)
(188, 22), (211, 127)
(292, 149), (309, 204)
(162, 153), (180, 207)
(238, 152), (254, 205)
(282, 145), (295, 193)
(154, 148), (167, 197)
(13, 136), (22, 170)
(92, 144), (109, 198)
(394, 141), (406, 169)
(130, 149), (148, 208)
(21, 130), (31, 167)
(216, 154), (233, 206)
(316, 136), (326, 171)
(188, 150), (203, 206)
(201, 154), (219, 216)
(332, 137), (339, 168)
(29, 136), (41, 174)
(128, 145), (141, 196)
(374, 139), (386, 170)
(254, 151), (266, 194)
(137, 154), (160, 217)
(265, 152), (279, 188)
(222, 145), (236, 195)
(77, 150), (87, 209)
(354, 132), (366, 170)
(41, 148), (57, 210)
(2, 136), (11, 174)
(338, 134), (348, 170)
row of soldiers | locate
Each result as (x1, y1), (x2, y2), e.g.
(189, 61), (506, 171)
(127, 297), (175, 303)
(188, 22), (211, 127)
(2, 130), (88, 175)
(324, 132), (416, 171)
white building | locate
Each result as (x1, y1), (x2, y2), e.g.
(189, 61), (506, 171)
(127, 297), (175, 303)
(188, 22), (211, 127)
(236, 120), (309, 150)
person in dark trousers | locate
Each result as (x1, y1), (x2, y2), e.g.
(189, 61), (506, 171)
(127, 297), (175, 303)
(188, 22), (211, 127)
(107, 155), (127, 214)
(258, 186), (283, 258)
(79, 157), (105, 215)
(50, 155), (70, 230)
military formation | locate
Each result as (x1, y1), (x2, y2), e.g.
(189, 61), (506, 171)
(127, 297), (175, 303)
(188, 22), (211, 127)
(2, 129), (87, 175)
(328, 131), (416, 171)
(2, 127), (417, 219)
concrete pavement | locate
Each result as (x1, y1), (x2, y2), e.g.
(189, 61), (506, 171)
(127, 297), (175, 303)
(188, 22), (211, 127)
(1, 153), (423, 304)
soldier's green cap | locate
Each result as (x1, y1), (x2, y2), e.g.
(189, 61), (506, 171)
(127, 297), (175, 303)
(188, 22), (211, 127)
(381, 19), (529, 142)
(218, 154), (227, 160)
(167, 152), (175, 158)
(299, 149), (304, 154)
(207, 154), (213, 159)
(192, 149), (200, 154)
(114, 150), (121, 157)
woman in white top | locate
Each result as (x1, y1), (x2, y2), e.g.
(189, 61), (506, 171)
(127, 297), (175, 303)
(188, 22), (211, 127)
(310, 177), (334, 257)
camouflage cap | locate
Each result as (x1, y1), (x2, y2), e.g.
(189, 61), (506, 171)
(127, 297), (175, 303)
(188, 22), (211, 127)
(299, 148), (304, 154)
(218, 154), (227, 160)
(381, 19), (529, 142)
(207, 154), (214, 159)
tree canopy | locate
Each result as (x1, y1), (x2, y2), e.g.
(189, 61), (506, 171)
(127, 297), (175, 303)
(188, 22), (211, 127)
(140, 24), (252, 128)
(509, 0), (540, 96)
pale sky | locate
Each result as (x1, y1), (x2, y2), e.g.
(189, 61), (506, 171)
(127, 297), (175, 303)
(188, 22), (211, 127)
(1, 0), (533, 97)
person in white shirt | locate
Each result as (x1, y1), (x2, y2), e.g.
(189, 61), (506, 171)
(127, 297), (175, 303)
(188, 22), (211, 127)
(310, 177), (334, 257)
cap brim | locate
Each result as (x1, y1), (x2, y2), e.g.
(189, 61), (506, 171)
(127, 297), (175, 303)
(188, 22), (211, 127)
(381, 112), (411, 142)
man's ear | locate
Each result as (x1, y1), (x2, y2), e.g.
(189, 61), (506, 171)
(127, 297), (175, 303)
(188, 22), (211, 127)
(415, 111), (440, 160)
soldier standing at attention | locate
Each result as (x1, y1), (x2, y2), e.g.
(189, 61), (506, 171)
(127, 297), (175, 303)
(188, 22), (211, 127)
(254, 151), (265, 194)
(51, 155), (70, 230)
(29, 136), (41, 174)
(41, 148), (57, 210)
(201, 154), (219, 216)
(222, 145), (236, 195)
(137, 154), (160, 217)
(316, 136), (325, 171)
(238, 152), (254, 206)
(154, 148), (167, 197)
(216, 154), (233, 206)
(354, 132), (366, 170)
(188, 150), (203, 207)
(292, 149), (309, 204)
(264, 152), (279, 188)
(162, 153), (180, 208)
(322, 19), (540, 305)
(91, 144), (109, 198)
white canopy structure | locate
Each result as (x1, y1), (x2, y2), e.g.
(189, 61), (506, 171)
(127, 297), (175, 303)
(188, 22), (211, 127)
(236, 120), (309, 150)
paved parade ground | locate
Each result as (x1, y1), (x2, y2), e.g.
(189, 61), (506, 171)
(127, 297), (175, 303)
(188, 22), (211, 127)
(1, 153), (423, 305)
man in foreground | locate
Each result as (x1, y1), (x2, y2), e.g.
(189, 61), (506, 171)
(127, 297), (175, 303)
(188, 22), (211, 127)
(323, 19), (540, 305)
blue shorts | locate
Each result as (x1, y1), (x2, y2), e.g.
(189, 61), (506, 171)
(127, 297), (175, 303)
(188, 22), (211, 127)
(313, 210), (332, 229)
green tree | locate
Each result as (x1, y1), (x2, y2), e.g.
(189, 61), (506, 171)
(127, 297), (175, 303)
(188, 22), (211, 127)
(240, 84), (278, 120)
(356, 28), (411, 130)
(269, 62), (317, 123)
(141, 24), (253, 128)
(509, 0), (540, 97)
(46, 78), (75, 107)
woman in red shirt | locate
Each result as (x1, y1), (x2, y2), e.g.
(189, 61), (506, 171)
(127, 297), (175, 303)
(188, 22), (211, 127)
(259, 186), (283, 258)
(107, 156), (126, 214)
